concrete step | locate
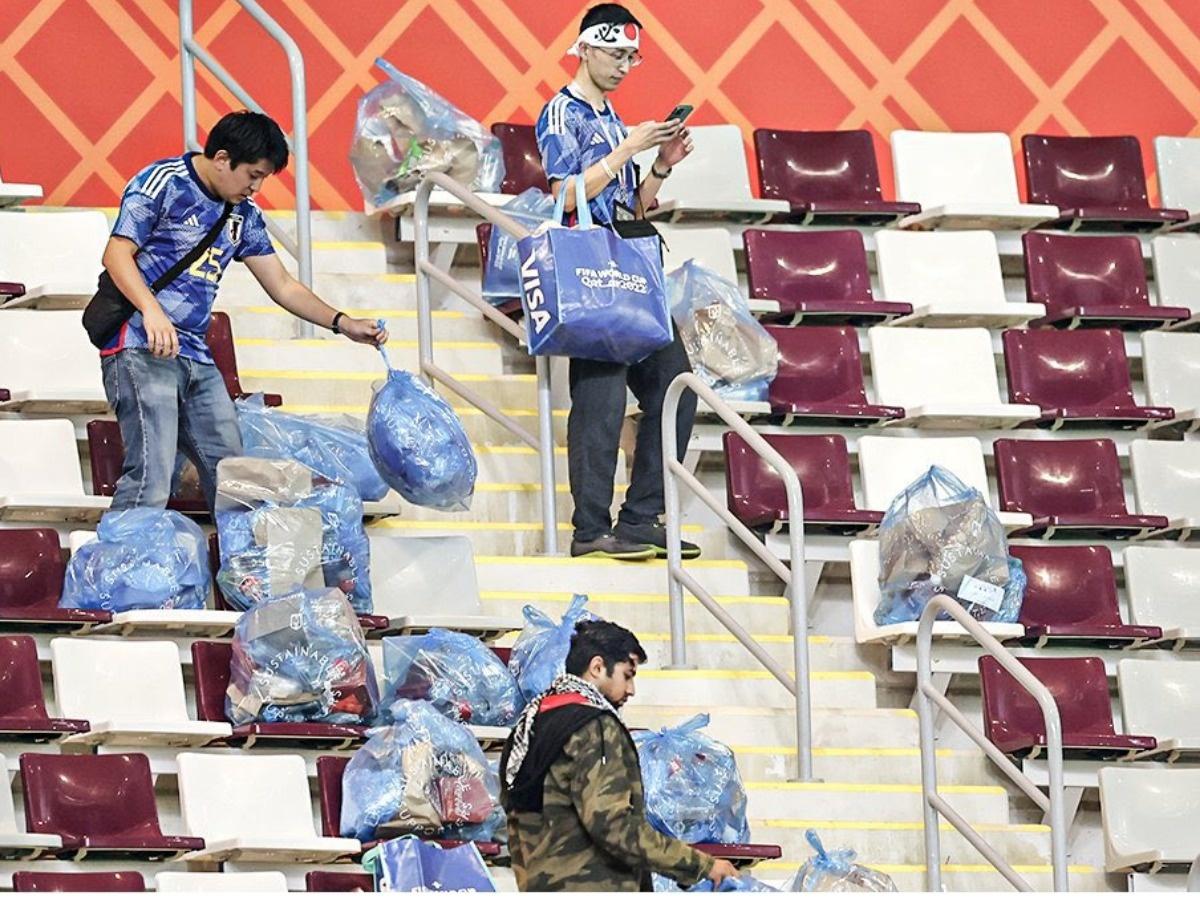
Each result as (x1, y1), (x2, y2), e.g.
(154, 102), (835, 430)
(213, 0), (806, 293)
(744, 781), (1010, 824)
(275, 401), (567, 446)
(265, 209), (385, 244)
(753, 861), (1108, 892)
(635, 668), (878, 709)
(624, 706), (920, 750)
(733, 745), (993, 784)
(228, 306), (498, 342)
(473, 555), (750, 598)
(234, 337), (503, 378)
(239, 371), (531, 407)
(218, 270), (418, 309)
(637, 634), (886, 673)
(276, 239), (388, 275)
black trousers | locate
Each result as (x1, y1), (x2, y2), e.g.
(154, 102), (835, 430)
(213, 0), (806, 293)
(566, 331), (697, 541)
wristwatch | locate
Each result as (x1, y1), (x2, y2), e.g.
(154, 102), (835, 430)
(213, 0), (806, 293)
(331, 311), (346, 334)
(651, 163), (672, 180)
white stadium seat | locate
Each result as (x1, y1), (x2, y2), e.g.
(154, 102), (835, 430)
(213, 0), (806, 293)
(176, 752), (360, 863)
(1117, 659), (1200, 761)
(658, 225), (738, 282)
(875, 230), (1044, 327)
(0, 420), (109, 523)
(1124, 546), (1200, 648)
(891, 130), (1058, 231)
(0, 310), (106, 413)
(154, 871), (289, 892)
(1141, 331), (1200, 432)
(1150, 235), (1200, 330)
(1129, 439), (1200, 540)
(0, 753), (62, 859)
(867, 327), (1039, 429)
(1099, 766), (1200, 871)
(1154, 136), (1200, 232)
(0, 210), (107, 308)
(51, 638), (231, 747)
(0, 171), (43, 208)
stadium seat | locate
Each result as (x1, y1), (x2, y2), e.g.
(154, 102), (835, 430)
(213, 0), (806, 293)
(658, 225), (739, 282)
(0, 210), (107, 308)
(0, 311), (105, 413)
(636, 124), (788, 223)
(20, 752), (203, 859)
(1150, 235), (1200, 329)
(1130, 440), (1200, 539)
(847, 539), (1024, 644)
(1124, 546), (1200, 649)
(12, 871), (144, 892)
(491, 123), (548, 195)
(367, 534), (520, 641)
(753, 129), (919, 225)
(765, 325), (903, 426)
(1002, 329), (1173, 428)
(743, 230), (912, 325)
(50, 638), (231, 747)
(857, 435), (1031, 531)
(0, 529), (110, 630)
(176, 751), (360, 862)
(0, 420), (109, 524)
(890, 130), (1058, 231)
(85, 419), (207, 516)
(875, 230), (1044, 327)
(868, 327), (1039, 429)
(0, 753), (62, 859)
(154, 872), (289, 892)
(978, 655), (1156, 758)
(305, 870), (374, 891)
(0, 169), (43, 208)
(1154, 136), (1200, 232)
(722, 432), (881, 533)
(1142, 332), (1200, 433)
(993, 439), (1168, 539)
(0, 636), (88, 740)
(1023, 232), (1189, 330)
(1009, 544), (1162, 647)
(190, 640), (366, 750)
(1022, 135), (1187, 231)
(1118, 659), (1200, 761)
(1099, 767), (1200, 871)
(0, 283), (24, 305)
(206, 311), (282, 407)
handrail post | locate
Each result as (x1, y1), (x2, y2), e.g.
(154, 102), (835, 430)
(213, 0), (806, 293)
(916, 601), (944, 891)
(179, 0), (197, 151)
(534, 355), (558, 555)
(662, 378), (690, 671)
(413, 178), (436, 390)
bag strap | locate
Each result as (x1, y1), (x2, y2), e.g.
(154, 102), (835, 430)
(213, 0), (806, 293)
(149, 202), (234, 294)
(550, 176), (593, 230)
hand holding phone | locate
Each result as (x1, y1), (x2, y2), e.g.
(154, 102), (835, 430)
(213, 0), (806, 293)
(665, 104), (694, 125)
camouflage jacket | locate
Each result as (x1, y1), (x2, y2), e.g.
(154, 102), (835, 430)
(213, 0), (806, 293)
(506, 713), (714, 892)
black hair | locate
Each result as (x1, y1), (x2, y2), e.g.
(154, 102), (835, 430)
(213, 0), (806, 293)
(565, 619), (647, 677)
(204, 111), (289, 173)
(579, 3), (643, 32)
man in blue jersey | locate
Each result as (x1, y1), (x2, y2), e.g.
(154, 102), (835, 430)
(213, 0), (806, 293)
(536, 3), (699, 560)
(99, 110), (388, 513)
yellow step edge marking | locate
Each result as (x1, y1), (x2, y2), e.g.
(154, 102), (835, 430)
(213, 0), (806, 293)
(473, 555), (745, 569)
(743, 781), (1005, 795)
(243, 306), (464, 319)
(730, 747), (966, 757)
(236, 339), (497, 349)
(640, 670), (872, 681)
(280, 404), (567, 419)
(371, 521), (704, 534)
(758, 819), (1049, 833)
(479, 591), (782, 606)
(638, 632), (829, 645)
(270, 240), (384, 250)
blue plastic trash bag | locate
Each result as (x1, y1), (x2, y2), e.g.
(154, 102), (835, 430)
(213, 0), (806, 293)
(483, 188), (555, 301)
(667, 260), (778, 395)
(653, 873), (779, 893)
(350, 58), (504, 209)
(635, 713), (751, 845)
(236, 396), (389, 501)
(785, 830), (898, 892)
(716, 377), (771, 404)
(60, 508), (209, 612)
(508, 594), (593, 702)
(874, 466), (1025, 626)
(225, 586), (379, 727)
(381, 629), (521, 727)
(340, 700), (503, 843)
(365, 835), (496, 892)
(366, 344), (476, 512)
(214, 457), (372, 613)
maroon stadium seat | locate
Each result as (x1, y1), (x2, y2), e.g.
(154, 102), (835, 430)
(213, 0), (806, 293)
(12, 870), (145, 892)
(191, 640), (367, 750)
(206, 311), (282, 407)
(693, 843), (782, 866)
(1002, 329), (1174, 428)
(994, 439), (1168, 539)
(753, 129), (919, 226)
(743, 230), (911, 325)
(0, 283), (25, 304)
(979, 656), (1157, 758)
(306, 870), (375, 892)
(0, 636), (89, 740)
(766, 326), (904, 426)
(0, 528), (110, 630)
(20, 753), (203, 859)
(1009, 545), (1163, 647)
(723, 432), (881, 534)
(491, 123), (548, 195)
(1023, 232), (1189, 330)
(1022, 135), (1187, 231)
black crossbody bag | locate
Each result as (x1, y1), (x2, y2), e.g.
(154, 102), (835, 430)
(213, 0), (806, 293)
(82, 203), (233, 349)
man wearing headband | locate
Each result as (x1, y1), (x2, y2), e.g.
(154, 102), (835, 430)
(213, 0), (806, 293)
(536, 2), (701, 562)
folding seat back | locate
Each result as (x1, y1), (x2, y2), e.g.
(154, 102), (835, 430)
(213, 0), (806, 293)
(367, 534), (483, 619)
(12, 871), (145, 892)
(1008, 545), (1121, 630)
(993, 439), (1128, 517)
(1023, 135), (1150, 209)
(0, 636), (56, 722)
(723, 432), (862, 527)
(305, 871), (373, 892)
(0, 211), (107, 289)
(636, 124), (756, 204)
(1155, 136), (1200, 212)
(1023, 232), (1149, 315)
(154, 872), (289, 892)
(1117, 659), (1200, 749)
(754, 129), (885, 205)
(766, 326), (870, 407)
(1099, 767), (1200, 870)
(0, 529), (64, 615)
(50, 638), (191, 725)
(1124, 546), (1200, 631)
(315, 755), (349, 839)
(190, 640), (233, 724)
(1003, 328), (1139, 409)
(0, 311), (102, 398)
(869, 327), (1004, 406)
(1151, 235), (1200, 316)
(0, 420), (86, 495)
(744, 230), (874, 306)
(892, 130), (1021, 206)
(1130, 440), (1200, 520)
(858, 436), (990, 512)
(875, 230), (1006, 310)
(658, 225), (738, 282)
(491, 123), (548, 195)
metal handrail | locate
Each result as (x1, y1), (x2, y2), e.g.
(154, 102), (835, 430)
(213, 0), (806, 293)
(179, 0), (312, 289)
(915, 595), (1067, 892)
(662, 373), (813, 782)
(413, 172), (558, 555)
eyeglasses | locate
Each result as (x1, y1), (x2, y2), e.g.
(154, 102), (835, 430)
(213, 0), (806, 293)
(591, 46), (643, 68)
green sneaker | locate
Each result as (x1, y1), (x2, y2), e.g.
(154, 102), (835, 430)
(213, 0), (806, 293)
(570, 533), (656, 561)
(615, 521), (701, 559)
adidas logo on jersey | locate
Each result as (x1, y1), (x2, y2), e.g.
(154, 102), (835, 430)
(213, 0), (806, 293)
(184, 214), (201, 228)
(590, 133), (607, 146)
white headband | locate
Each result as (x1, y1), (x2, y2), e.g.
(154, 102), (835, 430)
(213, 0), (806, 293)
(566, 21), (640, 57)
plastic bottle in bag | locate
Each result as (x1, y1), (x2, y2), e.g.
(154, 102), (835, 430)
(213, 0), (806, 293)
(786, 830), (898, 892)
(507, 594), (593, 702)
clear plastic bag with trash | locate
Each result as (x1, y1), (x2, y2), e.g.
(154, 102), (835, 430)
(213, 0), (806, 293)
(785, 830), (898, 892)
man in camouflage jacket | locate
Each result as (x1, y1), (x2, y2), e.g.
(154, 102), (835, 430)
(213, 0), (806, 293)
(499, 620), (738, 891)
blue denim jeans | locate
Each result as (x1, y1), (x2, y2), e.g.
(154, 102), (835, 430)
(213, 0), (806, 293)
(100, 349), (242, 513)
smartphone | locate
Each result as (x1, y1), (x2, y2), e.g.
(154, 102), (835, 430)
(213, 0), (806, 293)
(665, 104), (693, 125)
